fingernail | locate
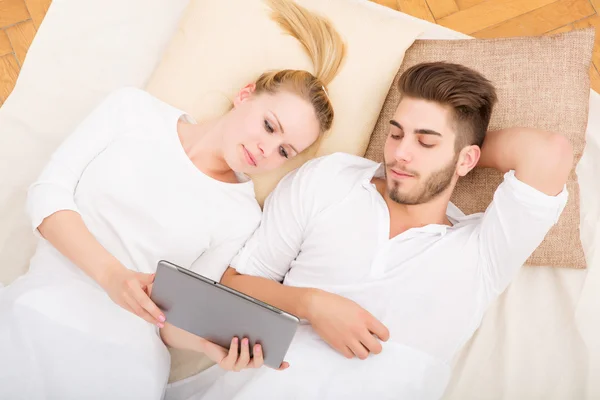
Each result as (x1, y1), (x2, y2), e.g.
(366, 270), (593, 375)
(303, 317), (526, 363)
(158, 315), (166, 322)
(255, 346), (261, 354)
(157, 323), (164, 328)
(233, 337), (238, 344)
(243, 338), (248, 345)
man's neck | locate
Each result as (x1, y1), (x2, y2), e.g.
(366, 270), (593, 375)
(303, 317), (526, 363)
(372, 178), (453, 239)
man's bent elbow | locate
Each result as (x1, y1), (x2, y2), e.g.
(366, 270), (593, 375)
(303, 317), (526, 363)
(534, 132), (573, 195)
(546, 133), (574, 184)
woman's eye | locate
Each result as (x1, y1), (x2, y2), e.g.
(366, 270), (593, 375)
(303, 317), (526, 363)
(264, 119), (274, 133)
(279, 146), (289, 159)
(419, 142), (435, 148)
(390, 134), (402, 140)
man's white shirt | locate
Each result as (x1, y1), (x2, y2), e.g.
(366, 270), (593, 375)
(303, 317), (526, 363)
(196, 152), (568, 400)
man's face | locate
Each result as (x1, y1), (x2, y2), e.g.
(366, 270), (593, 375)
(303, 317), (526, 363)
(383, 97), (459, 205)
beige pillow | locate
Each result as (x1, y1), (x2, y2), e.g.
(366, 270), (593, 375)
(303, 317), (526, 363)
(146, 0), (424, 205)
(365, 29), (595, 269)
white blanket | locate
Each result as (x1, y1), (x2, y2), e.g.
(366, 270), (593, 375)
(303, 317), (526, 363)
(0, 0), (598, 399)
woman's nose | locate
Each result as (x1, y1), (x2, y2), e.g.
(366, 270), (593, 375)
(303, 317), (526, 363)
(257, 136), (280, 158)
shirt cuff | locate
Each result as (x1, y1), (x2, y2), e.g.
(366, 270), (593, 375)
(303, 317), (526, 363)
(229, 238), (280, 280)
(502, 170), (569, 223)
(27, 184), (81, 238)
(229, 239), (258, 275)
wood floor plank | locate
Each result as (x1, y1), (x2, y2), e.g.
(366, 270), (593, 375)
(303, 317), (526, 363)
(370, 0), (400, 10)
(24, 0), (51, 30)
(472, 0), (595, 38)
(591, 64), (600, 93)
(0, 53), (20, 104)
(545, 23), (574, 35)
(437, 0), (557, 35)
(455, 0), (488, 9)
(427, 0), (459, 19)
(0, 0), (30, 27)
(6, 19), (35, 66)
(572, 14), (600, 78)
(397, 0), (436, 22)
(0, 29), (12, 56)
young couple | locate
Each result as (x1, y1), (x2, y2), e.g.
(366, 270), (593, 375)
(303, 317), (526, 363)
(0, 0), (572, 398)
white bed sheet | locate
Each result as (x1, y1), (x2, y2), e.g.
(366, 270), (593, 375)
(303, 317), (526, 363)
(0, 0), (597, 399)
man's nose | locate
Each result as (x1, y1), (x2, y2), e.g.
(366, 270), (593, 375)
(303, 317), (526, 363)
(393, 137), (412, 163)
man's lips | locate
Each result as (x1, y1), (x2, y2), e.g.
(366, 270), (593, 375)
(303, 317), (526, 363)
(243, 145), (257, 167)
(390, 169), (415, 178)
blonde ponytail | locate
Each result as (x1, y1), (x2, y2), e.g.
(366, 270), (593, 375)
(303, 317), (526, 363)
(266, 0), (345, 86)
(254, 0), (346, 134)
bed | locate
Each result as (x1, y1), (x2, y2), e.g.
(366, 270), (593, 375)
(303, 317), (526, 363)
(0, 0), (598, 398)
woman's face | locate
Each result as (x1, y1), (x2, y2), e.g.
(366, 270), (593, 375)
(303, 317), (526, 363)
(221, 84), (321, 175)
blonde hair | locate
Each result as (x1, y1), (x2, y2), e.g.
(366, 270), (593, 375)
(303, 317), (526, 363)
(256, 0), (346, 134)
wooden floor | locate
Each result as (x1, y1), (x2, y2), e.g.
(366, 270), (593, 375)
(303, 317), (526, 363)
(0, 0), (599, 106)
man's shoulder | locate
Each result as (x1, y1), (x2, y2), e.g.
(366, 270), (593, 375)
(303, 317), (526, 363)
(298, 152), (379, 181)
(287, 152), (379, 207)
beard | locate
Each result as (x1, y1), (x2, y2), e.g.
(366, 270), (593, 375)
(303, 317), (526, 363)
(385, 154), (458, 206)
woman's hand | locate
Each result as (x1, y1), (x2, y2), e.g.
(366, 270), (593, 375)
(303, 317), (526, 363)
(100, 263), (166, 327)
(201, 336), (290, 372)
(35, 211), (166, 327)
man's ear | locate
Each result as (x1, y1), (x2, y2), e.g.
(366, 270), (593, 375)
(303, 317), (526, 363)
(456, 145), (481, 177)
(233, 83), (257, 108)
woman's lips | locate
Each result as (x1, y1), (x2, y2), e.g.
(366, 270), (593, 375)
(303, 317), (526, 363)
(243, 145), (257, 167)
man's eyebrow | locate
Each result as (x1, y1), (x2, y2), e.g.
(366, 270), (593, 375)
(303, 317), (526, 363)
(389, 120), (442, 137)
(415, 129), (442, 137)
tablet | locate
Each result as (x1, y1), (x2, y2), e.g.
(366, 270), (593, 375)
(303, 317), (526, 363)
(150, 260), (300, 369)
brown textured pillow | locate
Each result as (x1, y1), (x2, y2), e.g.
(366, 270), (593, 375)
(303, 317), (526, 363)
(365, 29), (595, 268)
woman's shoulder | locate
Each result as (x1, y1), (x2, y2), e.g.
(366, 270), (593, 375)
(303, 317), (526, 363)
(103, 87), (182, 119)
(102, 86), (150, 104)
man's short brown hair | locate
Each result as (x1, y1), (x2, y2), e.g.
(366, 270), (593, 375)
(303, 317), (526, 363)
(398, 62), (498, 150)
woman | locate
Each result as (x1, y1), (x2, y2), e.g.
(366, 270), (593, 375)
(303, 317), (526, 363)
(0, 0), (345, 398)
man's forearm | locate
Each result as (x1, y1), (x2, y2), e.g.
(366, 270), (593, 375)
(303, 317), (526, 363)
(220, 268), (317, 319)
(477, 128), (573, 196)
(478, 128), (554, 171)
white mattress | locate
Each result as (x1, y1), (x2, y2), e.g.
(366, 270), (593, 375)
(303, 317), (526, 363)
(0, 0), (598, 399)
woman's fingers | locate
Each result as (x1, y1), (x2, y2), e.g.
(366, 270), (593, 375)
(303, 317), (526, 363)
(233, 338), (251, 371)
(123, 292), (157, 326)
(252, 344), (264, 368)
(220, 337), (239, 370)
(251, 343), (288, 371)
(130, 277), (165, 326)
(212, 339), (289, 372)
(277, 361), (290, 371)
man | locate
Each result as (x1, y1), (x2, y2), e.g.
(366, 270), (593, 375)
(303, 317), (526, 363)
(196, 62), (572, 399)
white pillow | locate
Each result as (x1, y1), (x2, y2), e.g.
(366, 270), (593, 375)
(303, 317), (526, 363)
(0, 0), (189, 286)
